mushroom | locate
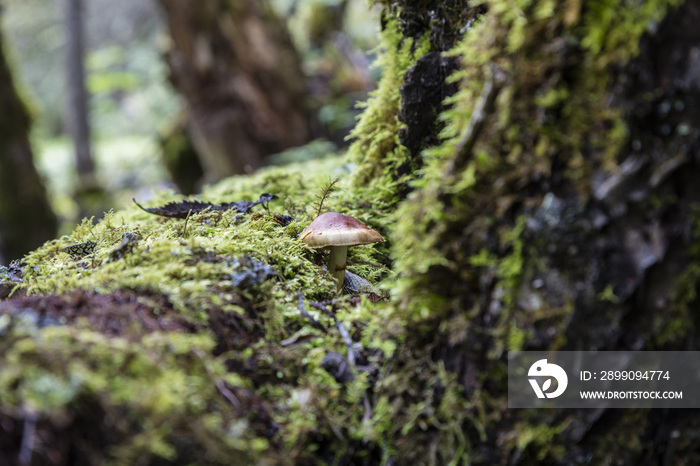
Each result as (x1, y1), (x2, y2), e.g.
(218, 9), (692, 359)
(299, 212), (384, 291)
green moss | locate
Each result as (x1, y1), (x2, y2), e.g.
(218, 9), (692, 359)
(652, 207), (700, 346)
(378, 0), (685, 461)
(586, 409), (649, 461)
(513, 418), (571, 461)
(347, 18), (430, 189)
(507, 321), (528, 351)
(20, 155), (391, 306)
(1, 150), (396, 462)
(390, 0), (683, 321)
(581, 0), (683, 64)
(597, 284), (619, 303)
(0, 322), (267, 462)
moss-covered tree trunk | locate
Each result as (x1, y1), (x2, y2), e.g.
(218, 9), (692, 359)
(157, 0), (317, 182)
(354, 0), (700, 463)
(0, 26), (57, 263)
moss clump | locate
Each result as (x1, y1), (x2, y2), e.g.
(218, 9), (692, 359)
(0, 152), (394, 463)
(392, 0), (684, 327)
(0, 323), (269, 463)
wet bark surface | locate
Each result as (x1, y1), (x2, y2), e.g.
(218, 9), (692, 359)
(463, 2), (700, 463)
(564, 0), (700, 352)
(388, 0), (485, 184)
(376, 1), (700, 463)
(397, 51), (460, 173)
(558, 6), (700, 461)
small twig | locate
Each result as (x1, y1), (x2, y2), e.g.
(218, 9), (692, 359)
(182, 209), (193, 238)
(215, 380), (241, 409)
(18, 411), (37, 466)
(311, 299), (373, 420)
(362, 392), (373, 423)
(309, 300), (335, 319)
(335, 320), (356, 366)
(310, 299), (355, 366)
(192, 348), (241, 409)
(445, 64), (506, 177)
(297, 292), (327, 333)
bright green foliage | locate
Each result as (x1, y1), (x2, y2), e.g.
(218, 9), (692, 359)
(21, 156), (388, 305)
(0, 324), (264, 463)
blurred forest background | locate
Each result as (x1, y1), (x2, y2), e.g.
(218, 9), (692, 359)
(0, 0), (379, 263)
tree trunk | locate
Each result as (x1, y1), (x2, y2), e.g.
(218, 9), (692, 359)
(364, 0), (700, 463)
(157, 0), (317, 182)
(348, 0), (485, 193)
(64, 0), (95, 185)
(0, 26), (57, 263)
(64, 0), (109, 221)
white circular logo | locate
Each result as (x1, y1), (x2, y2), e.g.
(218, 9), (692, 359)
(528, 359), (568, 399)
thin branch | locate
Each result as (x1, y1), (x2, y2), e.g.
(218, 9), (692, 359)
(311, 299), (373, 421)
(297, 291), (327, 333)
(335, 320), (356, 366)
(310, 300), (355, 366)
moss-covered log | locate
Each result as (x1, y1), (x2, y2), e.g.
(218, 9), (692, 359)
(0, 25), (57, 263)
(1, 0), (700, 465)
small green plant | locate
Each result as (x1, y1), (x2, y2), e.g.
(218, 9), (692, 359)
(313, 177), (339, 217)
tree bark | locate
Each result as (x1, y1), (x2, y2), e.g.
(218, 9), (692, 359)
(348, 0), (484, 193)
(157, 0), (317, 182)
(0, 26), (57, 263)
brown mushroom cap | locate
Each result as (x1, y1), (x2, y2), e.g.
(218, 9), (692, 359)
(299, 212), (384, 248)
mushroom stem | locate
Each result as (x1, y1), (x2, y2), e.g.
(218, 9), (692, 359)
(328, 245), (348, 291)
